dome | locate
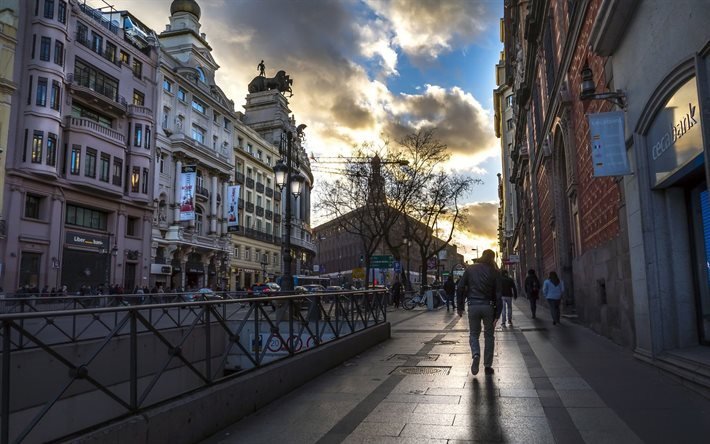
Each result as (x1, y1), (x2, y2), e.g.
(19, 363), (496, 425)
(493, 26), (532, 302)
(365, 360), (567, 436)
(170, 0), (201, 19)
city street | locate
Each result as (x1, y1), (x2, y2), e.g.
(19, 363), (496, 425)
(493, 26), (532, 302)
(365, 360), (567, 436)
(203, 300), (710, 443)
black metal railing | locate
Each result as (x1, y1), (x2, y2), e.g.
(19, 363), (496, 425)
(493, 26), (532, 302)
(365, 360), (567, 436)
(0, 290), (387, 443)
(245, 178), (254, 189)
(238, 198), (244, 209)
(196, 186), (210, 199)
(265, 210), (273, 219)
(235, 172), (245, 184)
(256, 206), (264, 217)
(265, 187), (273, 198)
(245, 202), (254, 213)
(255, 182), (264, 193)
(243, 227), (274, 243)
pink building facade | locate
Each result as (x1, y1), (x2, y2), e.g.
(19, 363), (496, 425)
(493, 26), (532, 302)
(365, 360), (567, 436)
(1, 0), (158, 293)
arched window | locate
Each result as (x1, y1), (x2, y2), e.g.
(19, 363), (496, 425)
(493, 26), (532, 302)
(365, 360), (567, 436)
(196, 66), (206, 83)
(195, 206), (204, 234)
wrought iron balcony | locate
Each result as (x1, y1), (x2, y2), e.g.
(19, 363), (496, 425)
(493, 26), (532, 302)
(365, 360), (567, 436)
(238, 198), (244, 209)
(235, 172), (245, 183)
(246, 202), (254, 213)
(256, 182), (265, 193)
(265, 210), (273, 219)
(256, 206), (264, 217)
(245, 178), (255, 189)
(196, 186), (210, 199)
(265, 187), (273, 198)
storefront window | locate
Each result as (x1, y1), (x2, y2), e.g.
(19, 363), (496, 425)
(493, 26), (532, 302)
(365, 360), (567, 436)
(19, 252), (41, 288)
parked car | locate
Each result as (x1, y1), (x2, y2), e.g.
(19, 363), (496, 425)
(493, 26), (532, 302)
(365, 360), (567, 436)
(325, 285), (344, 292)
(250, 283), (280, 296)
(301, 284), (326, 293)
(183, 288), (223, 302)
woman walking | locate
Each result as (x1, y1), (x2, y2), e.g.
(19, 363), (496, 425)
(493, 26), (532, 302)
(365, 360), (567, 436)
(524, 269), (541, 319)
(542, 271), (564, 325)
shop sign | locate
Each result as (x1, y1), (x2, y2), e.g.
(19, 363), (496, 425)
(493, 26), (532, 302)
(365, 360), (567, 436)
(588, 111), (631, 177)
(65, 231), (108, 248)
(186, 264), (204, 274)
(648, 77), (703, 186)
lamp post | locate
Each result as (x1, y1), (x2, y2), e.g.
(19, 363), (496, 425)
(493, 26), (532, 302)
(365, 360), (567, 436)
(260, 253), (268, 282)
(472, 247), (479, 263)
(273, 125), (307, 292)
(100, 233), (118, 289)
(402, 236), (412, 291)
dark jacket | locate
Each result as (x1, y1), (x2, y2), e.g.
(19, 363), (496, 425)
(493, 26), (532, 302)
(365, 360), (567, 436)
(443, 278), (456, 295)
(525, 275), (541, 300)
(500, 276), (517, 298)
(456, 263), (502, 319)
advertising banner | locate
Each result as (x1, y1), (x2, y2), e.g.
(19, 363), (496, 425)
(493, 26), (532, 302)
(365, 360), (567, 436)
(227, 184), (240, 232)
(588, 111), (631, 177)
(179, 165), (197, 221)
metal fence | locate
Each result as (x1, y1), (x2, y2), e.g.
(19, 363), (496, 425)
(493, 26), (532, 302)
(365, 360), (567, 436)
(0, 290), (388, 443)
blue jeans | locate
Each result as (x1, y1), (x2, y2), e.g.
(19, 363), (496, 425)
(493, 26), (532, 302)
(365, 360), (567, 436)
(501, 296), (513, 323)
(467, 302), (496, 368)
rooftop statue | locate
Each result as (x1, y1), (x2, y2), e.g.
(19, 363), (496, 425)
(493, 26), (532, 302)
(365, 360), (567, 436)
(248, 70), (293, 96)
(257, 60), (266, 77)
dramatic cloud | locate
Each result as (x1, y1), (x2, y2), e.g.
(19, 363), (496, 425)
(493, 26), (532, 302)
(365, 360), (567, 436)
(457, 202), (500, 240)
(365, 0), (494, 63)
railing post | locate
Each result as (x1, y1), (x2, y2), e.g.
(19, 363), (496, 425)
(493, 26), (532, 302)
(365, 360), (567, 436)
(205, 306), (212, 382)
(129, 310), (137, 411)
(2, 321), (11, 444)
(288, 300), (294, 356)
(253, 301), (260, 365)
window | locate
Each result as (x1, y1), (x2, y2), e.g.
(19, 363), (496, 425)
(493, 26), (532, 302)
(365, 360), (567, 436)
(126, 216), (139, 236)
(27, 76), (32, 105)
(266, 199), (271, 211)
(213, 135), (218, 150)
(257, 196), (262, 207)
(163, 79), (173, 92)
(44, 0), (54, 19)
(132, 58), (142, 79)
(54, 40), (63, 66)
(266, 155), (272, 166)
(36, 77), (47, 106)
(70, 144), (81, 174)
(191, 98), (206, 114)
(132, 89), (144, 106)
(31, 131), (43, 164)
(25, 194), (42, 219)
(142, 168), (149, 194)
(177, 87), (187, 101)
(46, 133), (57, 166)
(195, 207), (204, 234)
(105, 42), (116, 63)
(162, 107), (170, 129)
(50, 80), (60, 110)
(113, 158), (122, 186)
(506, 95), (514, 108)
(71, 103), (113, 128)
(245, 247), (251, 261)
(246, 215), (252, 230)
(31, 34), (36, 59)
(506, 118), (514, 131)
(66, 204), (107, 230)
(131, 167), (140, 192)
(247, 167), (253, 179)
(246, 143), (253, 154)
(133, 124), (142, 147)
(91, 31), (103, 55)
(74, 58), (119, 101)
(266, 222), (272, 235)
(191, 125), (205, 144)
(58, 1), (66, 24)
(224, 117), (231, 130)
(19, 253), (41, 288)
(213, 112), (219, 123)
(85, 148), (96, 178)
(158, 154), (165, 173)
(246, 190), (252, 203)
(257, 150), (262, 160)
(196, 66), (206, 82)
(40, 37), (51, 61)
(145, 126), (151, 149)
(77, 22), (88, 46)
(99, 153), (110, 182)
(120, 50), (129, 65)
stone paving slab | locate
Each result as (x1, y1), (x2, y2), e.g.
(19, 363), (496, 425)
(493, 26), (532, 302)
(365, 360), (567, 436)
(203, 302), (710, 443)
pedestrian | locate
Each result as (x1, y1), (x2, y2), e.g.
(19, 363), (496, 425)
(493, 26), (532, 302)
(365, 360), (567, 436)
(543, 271), (564, 325)
(456, 249), (502, 376)
(391, 277), (403, 308)
(524, 269), (541, 319)
(500, 270), (517, 326)
(443, 274), (456, 311)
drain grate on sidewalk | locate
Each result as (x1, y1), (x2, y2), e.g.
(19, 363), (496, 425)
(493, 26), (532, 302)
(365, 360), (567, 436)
(390, 366), (451, 375)
(388, 354), (439, 361)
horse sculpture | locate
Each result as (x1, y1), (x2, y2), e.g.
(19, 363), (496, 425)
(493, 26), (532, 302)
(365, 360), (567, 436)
(247, 70), (293, 96)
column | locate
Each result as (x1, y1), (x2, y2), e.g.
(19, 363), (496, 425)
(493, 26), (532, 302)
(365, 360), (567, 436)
(210, 175), (218, 233)
(174, 159), (182, 222)
(222, 181), (229, 235)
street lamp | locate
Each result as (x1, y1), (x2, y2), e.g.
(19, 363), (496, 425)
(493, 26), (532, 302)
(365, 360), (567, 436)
(100, 234), (119, 288)
(472, 247), (479, 262)
(402, 236), (412, 291)
(274, 125), (307, 291)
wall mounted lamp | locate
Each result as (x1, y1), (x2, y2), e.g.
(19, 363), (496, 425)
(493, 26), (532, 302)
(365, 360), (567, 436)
(579, 66), (627, 109)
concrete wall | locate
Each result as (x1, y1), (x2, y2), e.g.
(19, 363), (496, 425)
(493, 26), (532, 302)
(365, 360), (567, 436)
(71, 322), (391, 444)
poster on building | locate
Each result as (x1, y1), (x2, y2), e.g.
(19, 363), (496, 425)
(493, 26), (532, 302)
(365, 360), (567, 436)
(179, 165), (197, 221)
(227, 184), (240, 232)
(588, 111), (631, 177)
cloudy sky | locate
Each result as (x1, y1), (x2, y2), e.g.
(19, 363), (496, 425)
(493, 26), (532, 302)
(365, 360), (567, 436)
(103, 0), (503, 262)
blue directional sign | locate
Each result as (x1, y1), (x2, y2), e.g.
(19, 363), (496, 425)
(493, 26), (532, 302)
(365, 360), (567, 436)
(393, 261), (402, 273)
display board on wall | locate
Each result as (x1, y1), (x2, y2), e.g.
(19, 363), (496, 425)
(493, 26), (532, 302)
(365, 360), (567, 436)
(588, 111), (631, 177)
(179, 165), (197, 221)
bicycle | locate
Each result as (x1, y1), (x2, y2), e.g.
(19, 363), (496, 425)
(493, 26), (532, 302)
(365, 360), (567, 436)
(402, 289), (448, 310)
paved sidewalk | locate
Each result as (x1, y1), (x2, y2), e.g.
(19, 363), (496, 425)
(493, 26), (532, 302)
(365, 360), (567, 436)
(203, 300), (710, 443)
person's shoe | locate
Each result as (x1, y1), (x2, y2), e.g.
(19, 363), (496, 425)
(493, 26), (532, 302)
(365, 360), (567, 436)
(471, 354), (480, 375)
(484, 367), (494, 376)
(508, 321), (513, 326)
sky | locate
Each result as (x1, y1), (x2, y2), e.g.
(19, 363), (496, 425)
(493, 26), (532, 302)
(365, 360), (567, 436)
(101, 0), (504, 263)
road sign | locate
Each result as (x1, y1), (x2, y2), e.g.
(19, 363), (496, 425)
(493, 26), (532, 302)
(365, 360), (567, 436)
(507, 254), (520, 263)
(370, 255), (393, 268)
(393, 261), (402, 273)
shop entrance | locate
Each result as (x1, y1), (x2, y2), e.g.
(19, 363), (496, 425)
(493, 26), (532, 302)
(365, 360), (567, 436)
(689, 180), (710, 345)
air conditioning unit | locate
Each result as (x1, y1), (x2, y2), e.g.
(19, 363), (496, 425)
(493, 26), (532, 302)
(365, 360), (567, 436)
(150, 264), (172, 275)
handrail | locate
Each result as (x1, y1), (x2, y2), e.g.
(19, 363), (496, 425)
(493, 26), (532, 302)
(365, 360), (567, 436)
(0, 290), (387, 443)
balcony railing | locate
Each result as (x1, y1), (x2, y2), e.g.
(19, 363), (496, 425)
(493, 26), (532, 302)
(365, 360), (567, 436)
(67, 73), (124, 106)
(127, 104), (153, 117)
(235, 172), (245, 183)
(245, 178), (255, 189)
(66, 116), (125, 144)
(79, 3), (119, 34)
(256, 206), (264, 217)
(265, 210), (273, 219)
(245, 202), (254, 213)
(265, 187), (273, 198)
(256, 182), (264, 193)
(274, 213), (282, 223)
(243, 227), (274, 243)
(238, 198), (244, 209)
(196, 186), (210, 199)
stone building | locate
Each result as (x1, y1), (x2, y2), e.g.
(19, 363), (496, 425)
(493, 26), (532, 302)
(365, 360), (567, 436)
(502, 0), (710, 392)
(2, 0), (158, 292)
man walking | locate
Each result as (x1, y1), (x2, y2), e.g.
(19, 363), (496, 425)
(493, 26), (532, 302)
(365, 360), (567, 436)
(500, 270), (517, 326)
(443, 274), (456, 311)
(456, 250), (502, 376)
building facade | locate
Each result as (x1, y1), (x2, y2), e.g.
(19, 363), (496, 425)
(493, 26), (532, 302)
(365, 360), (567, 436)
(502, 0), (710, 391)
(2, 0), (158, 292)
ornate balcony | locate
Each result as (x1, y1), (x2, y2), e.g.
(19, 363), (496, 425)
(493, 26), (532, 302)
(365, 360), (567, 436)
(238, 198), (244, 209)
(245, 178), (255, 189)
(256, 182), (264, 193)
(65, 116), (125, 146)
(235, 172), (245, 183)
(265, 210), (273, 219)
(196, 186), (210, 200)
(265, 187), (273, 198)
(256, 206), (264, 217)
(246, 202), (255, 213)
(127, 104), (153, 118)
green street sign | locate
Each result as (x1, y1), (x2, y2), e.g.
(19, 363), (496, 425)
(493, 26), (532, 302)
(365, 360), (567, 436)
(370, 254), (394, 268)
